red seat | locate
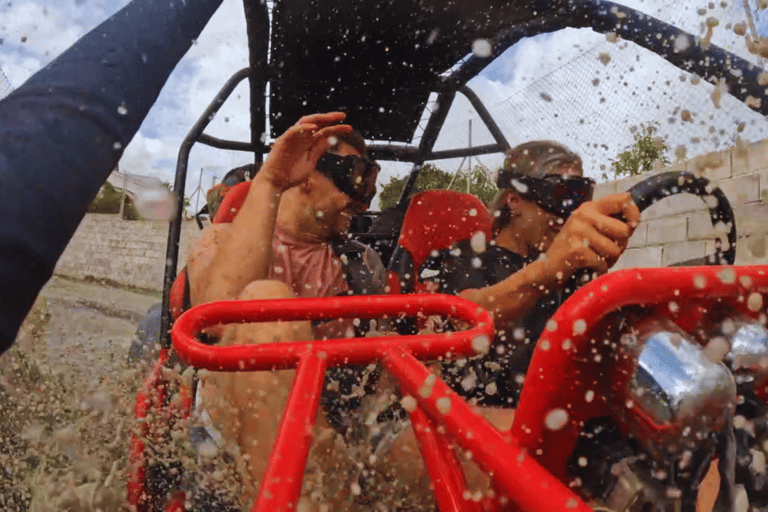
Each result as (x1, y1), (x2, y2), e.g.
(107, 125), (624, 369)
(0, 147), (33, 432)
(387, 189), (493, 294)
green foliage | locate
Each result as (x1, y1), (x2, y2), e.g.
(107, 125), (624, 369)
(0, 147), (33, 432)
(378, 163), (499, 210)
(88, 181), (142, 220)
(604, 123), (671, 181)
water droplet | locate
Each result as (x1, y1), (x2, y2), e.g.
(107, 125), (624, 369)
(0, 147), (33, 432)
(400, 395), (417, 412)
(470, 231), (486, 253)
(585, 390), (594, 403)
(471, 38), (492, 58)
(327, 135), (338, 146)
(748, 293), (763, 312)
(694, 274), (707, 289)
(472, 335), (490, 355)
(545, 408), (568, 431)
(436, 397), (451, 414)
(546, 319), (558, 332)
(117, 104), (128, 116)
(112, 142), (122, 150)
(419, 374), (436, 398)
(578, 457), (588, 467)
(573, 319), (587, 335)
(703, 336), (730, 363)
(350, 482), (362, 496)
(717, 268), (736, 284)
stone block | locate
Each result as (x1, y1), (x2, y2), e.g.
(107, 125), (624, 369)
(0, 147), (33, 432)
(733, 138), (768, 176)
(734, 235), (768, 265)
(628, 223), (648, 248)
(718, 173), (760, 205)
(662, 240), (707, 266)
(687, 211), (726, 241)
(691, 150), (731, 180)
(593, 180), (617, 200)
(733, 203), (768, 238)
(647, 217), (687, 245)
(664, 160), (688, 172)
(642, 194), (708, 220)
(612, 246), (663, 270)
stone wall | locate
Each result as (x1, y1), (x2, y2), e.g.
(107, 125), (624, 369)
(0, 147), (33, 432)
(597, 138), (768, 270)
(54, 138), (768, 290)
(54, 214), (203, 291)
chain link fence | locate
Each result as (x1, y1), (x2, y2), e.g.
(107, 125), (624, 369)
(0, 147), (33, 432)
(430, 0), (768, 180)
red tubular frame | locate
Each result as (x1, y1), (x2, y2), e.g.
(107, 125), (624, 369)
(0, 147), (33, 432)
(512, 265), (768, 480)
(171, 293), (591, 512)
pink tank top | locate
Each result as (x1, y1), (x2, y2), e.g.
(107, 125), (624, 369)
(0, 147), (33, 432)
(267, 225), (349, 299)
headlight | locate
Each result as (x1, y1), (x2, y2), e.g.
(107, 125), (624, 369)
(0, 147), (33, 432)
(611, 314), (737, 459)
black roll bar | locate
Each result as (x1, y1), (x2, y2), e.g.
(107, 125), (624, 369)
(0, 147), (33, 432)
(575, 0), (768, 116)
(159, 0), (768, 349)
(160, 67), (268, 349)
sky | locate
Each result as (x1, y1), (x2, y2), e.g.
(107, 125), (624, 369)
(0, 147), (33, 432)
(1, 0), (768, 210)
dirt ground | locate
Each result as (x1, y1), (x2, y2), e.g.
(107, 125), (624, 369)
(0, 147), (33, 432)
(0, 276), (727, 512)
(0, 276), (160, 511)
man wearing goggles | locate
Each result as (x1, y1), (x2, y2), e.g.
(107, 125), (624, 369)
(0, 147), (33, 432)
(428, 140), (640, 409)
(184, 112), (401, 509)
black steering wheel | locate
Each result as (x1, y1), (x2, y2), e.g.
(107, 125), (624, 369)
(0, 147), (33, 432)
(567, 171), (736, 292)
(626, 170), (736, 265)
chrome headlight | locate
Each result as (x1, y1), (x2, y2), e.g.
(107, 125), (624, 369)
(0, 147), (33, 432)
(612, 315), (737, 459)
(719, 316), (768, 386)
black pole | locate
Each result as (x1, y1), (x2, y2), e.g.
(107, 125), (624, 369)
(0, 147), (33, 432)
(396, 89), (456, 209)
(160, 67), (252, 349)
(458, 85), (511, 151)
(243, 0), (270, 165)
(575, 0), (768, 116)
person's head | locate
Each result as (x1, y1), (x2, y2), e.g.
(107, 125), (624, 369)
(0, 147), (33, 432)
(490, 140), (593, 256)
(297, 129), (380, 239)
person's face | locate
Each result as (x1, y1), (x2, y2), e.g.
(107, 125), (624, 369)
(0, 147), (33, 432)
(309, 142), (371, 238)
(516, 164), (583, 254)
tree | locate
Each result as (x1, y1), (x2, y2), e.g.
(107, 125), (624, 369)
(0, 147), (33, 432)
(604, 122), (670, 181)
(88, 181), (142, 220)
(378, 163), (499, 210)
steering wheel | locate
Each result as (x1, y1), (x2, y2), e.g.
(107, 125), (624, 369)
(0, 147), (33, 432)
(567, 170), (736, 293)
(626, 170), (736, 265)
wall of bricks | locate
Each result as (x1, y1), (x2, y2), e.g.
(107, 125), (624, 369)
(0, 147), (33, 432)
(600, 138), (768, 270)
(54, 214), (203, 291)
(54, 137), (768, 290)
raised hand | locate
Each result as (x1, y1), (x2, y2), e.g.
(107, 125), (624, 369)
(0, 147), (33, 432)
(542, 193), (640, 282)
(257, 112), (353, 191)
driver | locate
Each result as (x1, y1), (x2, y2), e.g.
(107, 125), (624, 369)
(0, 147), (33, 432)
(424, 140), (641, 407)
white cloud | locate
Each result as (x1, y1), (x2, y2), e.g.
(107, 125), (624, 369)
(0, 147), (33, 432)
(4, 0), (768, 206)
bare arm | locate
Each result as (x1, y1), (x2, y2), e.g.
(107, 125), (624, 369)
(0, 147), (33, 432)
(187, 112), (352, 305)
(461, 193), (640, 328)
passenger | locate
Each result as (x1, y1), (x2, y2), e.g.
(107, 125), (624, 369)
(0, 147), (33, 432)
(185, 112), (428, 510)
(424, 140), (641, 407)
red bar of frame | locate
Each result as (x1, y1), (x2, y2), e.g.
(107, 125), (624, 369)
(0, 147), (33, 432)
(172, 294), (494, 372)
(253, 350), (328, 511)
(382, 347), (592, 512)
(512, 265), (768, 480)
(410, 408), (476, 512)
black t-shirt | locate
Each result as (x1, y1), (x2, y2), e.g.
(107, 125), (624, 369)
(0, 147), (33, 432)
(421, 240), (564, 407)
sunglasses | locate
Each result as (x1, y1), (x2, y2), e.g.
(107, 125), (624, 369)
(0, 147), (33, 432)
(497, 171), (595, 218)
(316, 153), (381, 206)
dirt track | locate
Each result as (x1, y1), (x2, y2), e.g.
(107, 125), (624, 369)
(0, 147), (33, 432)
(0, 276), (160, 511)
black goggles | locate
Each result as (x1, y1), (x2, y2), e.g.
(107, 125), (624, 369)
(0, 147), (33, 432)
(497, 171), (595, 218)
(315, 153), (380, 205)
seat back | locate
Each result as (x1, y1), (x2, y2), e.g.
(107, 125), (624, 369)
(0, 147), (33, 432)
(387, 190), (493, 294)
